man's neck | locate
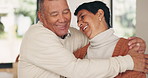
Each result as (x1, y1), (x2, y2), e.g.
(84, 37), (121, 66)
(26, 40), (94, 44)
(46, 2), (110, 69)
(60, 34), (68, 39)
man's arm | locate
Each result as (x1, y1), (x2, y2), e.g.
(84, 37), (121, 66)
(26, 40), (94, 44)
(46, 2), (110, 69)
(74, 37), (148, 74)
(128, 46), (147, 73)
(74, 37), (146, 59)
(20, 25), (148, 78)
(20, 29), (139, 78)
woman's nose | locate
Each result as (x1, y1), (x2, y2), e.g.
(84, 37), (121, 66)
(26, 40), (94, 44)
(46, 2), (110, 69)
(79, 24), (83, 27)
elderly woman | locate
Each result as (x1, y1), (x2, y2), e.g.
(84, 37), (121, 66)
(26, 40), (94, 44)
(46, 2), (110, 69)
(74, 1), (146, 78)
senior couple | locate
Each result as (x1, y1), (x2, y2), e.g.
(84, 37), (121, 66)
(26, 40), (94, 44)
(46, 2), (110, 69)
(18, 0), (148, 78)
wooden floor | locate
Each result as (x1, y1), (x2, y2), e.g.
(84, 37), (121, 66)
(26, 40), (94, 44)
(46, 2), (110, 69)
(0, 63), (17, 78)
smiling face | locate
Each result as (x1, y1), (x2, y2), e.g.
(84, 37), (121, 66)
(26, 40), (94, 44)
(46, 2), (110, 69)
(77, 9), (102, 39)
(38, 0), (71, 37)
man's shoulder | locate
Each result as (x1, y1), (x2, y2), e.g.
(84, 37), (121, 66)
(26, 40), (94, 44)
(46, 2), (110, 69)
(69, 27), (79, 32)
(27, 22), (54, 35)
(69, 27), (82, 35)
(69, 27), (88, 43)
(23, 22), (57, 41)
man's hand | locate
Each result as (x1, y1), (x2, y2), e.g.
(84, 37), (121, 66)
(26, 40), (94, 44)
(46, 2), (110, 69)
(128, 46), (148, 73)
(128, 37), (146, 53)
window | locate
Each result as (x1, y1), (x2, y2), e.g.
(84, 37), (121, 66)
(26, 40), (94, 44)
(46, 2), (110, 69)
(112, 0), (136, 38)
(0, 0), (36, 63)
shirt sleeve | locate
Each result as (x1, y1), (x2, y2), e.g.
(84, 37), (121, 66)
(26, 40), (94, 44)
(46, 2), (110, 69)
(20, 27), (134, 78)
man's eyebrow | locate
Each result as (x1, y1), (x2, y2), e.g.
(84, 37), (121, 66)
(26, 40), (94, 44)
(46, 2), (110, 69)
(63, 8), (70, 11)
(50, 8), (70, 14)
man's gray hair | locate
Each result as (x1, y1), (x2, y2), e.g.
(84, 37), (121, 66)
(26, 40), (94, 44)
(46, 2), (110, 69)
(38, 0), (45, 11)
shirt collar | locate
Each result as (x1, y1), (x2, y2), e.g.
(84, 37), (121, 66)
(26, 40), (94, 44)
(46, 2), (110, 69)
(60, 30), (71, 39)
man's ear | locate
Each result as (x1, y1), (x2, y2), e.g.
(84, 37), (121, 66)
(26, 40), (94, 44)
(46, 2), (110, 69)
(37, 11), (43, 22)
(37, 11), (48, 27)
(97, 9), (104, 19)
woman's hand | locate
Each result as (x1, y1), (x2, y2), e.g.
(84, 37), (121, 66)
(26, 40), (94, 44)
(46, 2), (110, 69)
(128, 37), (146, 53)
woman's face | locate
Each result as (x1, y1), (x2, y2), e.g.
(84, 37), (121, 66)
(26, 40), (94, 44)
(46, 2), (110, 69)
(77, 9), (101, 39)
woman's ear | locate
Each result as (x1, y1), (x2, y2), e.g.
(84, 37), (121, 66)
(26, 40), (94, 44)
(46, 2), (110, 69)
(97, 9), (104, 20)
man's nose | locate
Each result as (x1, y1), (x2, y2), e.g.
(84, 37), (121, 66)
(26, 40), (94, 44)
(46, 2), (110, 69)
(58, 14), (66, 23)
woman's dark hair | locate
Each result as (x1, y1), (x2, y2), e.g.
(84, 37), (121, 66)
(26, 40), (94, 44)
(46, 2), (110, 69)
(74, 1), (111, 28)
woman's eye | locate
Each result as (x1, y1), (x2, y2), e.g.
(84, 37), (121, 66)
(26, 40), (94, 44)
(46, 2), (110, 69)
(81, 15), (84, 19)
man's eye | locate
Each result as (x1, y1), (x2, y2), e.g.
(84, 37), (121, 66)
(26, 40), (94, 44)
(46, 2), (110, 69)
(50, 13), (58, 16)
(63, 10), (69, 14)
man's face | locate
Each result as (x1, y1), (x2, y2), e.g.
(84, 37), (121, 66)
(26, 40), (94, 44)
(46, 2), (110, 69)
(39, 0), (71, 37)
(77, 9), (100, 39)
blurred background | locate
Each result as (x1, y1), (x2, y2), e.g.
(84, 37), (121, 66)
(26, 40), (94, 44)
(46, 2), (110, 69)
(0, 0), (36, 63)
